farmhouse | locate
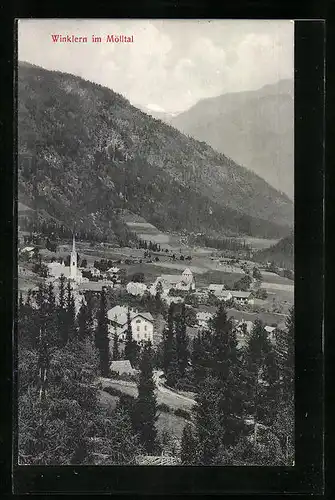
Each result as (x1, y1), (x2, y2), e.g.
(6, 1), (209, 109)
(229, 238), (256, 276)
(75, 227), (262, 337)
(107, 305), (154, 343)
(208, 284), (225, 296)
(230, 291), (254, 305)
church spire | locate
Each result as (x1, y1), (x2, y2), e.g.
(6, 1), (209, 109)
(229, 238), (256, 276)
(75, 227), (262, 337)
(72, 233), (76, 254)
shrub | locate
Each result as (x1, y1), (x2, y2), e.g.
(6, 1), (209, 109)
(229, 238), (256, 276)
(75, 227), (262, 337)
(174, 408), (191, 420)
(157, 403), (171, 413)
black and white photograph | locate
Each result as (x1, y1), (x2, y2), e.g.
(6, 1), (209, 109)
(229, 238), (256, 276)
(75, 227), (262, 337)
(17, 19), (295, 467)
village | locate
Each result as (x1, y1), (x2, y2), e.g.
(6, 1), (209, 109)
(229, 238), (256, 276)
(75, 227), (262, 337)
(18, 228), (293, 351)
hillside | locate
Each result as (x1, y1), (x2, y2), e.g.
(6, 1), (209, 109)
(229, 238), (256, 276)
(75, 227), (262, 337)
(171, 80), (294, 199)
(254, 233), (294, 269)
(18, 62), (293, 241)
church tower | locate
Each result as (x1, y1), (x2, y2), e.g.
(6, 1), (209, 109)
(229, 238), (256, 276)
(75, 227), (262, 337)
(70, 233), (77, 281)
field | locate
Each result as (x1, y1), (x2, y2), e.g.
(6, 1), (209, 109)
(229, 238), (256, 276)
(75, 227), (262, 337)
(98, 384), (189, 440)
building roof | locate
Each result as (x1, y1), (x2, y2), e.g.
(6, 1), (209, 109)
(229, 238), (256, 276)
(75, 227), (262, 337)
(110, 360), (134, 374)
(21, 246), (36, 253)
(77, 282), (109, 291)
(107, 305), (153, 326)
(208, 284), (225, 291)
(265, 325), (276, 333)
(229, 291), (252, 298)
(158, 274), (182, 284)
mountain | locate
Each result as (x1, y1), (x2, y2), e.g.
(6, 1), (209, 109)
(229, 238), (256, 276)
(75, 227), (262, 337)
(254, 232), (294, 269)
(132, 103), (176, 123)
(171, 80), (294, 200)
(18, 62), (293, 243)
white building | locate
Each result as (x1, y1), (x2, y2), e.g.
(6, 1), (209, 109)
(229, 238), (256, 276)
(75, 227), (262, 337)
(126, 281), (148, 297)
(47, 235), (83, 284)
(107, 305), (154, 343)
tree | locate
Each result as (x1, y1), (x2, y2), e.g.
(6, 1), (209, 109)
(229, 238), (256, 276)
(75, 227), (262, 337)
(252, 266), (262, 281)
(95, 288), (110, 377)
(133, 342), (158, 453)
(194, 376), (224, 465)
(77, 296), (93, 342)
(244, 319), (280, 435)
(81, 259), (87, 268)
(209, 303), (246, 446)
(66, 282), (77, 341)
(180, 423), (198, 464)
(124, 308), (137, 367)
(175, 304), (189, 378)
(112, 331), (120, 361)
(57, 274), (67, 346)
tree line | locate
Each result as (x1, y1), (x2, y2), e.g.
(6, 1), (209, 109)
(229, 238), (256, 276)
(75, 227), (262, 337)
(17, 278), (160, 463)
(155, 302), (294, 465)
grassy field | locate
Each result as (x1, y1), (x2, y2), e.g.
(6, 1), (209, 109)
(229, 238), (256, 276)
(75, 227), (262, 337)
(99, 387), (188, 441)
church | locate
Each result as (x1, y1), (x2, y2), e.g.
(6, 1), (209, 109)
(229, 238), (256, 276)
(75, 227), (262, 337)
(47, 234), (84, 284)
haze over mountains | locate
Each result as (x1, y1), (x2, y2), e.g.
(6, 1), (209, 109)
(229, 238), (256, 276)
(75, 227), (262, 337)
(18, 62), (293, 243)
(171, 79), (294, 199)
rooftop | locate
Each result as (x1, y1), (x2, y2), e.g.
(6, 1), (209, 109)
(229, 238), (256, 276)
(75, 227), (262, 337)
(107, 305), (154, 326)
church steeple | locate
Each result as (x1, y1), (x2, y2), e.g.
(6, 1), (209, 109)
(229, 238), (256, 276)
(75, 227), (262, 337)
(72, 233), (76, 254)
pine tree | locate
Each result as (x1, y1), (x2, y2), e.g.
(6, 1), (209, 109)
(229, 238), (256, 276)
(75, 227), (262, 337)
(194, 375), (223, 465)
(124, 308), (136, 367)
(57, 274), (67, 346)
(209, 303), (246, 446)
(133, 342), (158, 453)
(66, 281), (77, 341)
(175, 304), (189, 379)
(77, 299), (92, 341)
(112, 331), (120, 361)
(163, 303), (175, 373)
(95, 288), (110, 377)
(180, 423), (198, 464)
(244, 319), (278, 437)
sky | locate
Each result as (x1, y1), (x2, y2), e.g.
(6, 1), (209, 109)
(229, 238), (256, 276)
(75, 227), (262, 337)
(18, 19), (294, 114)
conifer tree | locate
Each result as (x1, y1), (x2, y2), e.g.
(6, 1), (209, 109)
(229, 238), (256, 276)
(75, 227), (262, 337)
(112, 331), (120, 361)
(66, 281), (77, 341)
(244, 319), (279, 434)
(175, 303), (189, 378)
(133, 342), (158, 453)
(209, 303), (246, 445)
(57, 274), (67, 346)
(95, 288), (110, 377)
(77, 299), (92, 342)
(163, 303), (175, 373)
(180, 423), (198, 464)
(194, 375), (224, 465)
(124, 308), (136, 366)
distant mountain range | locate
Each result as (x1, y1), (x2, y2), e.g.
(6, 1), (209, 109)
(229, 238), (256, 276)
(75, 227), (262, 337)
(18, 62), (293, 244)
(171, 80), (294, 200)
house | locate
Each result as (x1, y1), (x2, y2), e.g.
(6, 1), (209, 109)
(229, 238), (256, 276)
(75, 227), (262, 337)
(110, 360), (136, 376)
(164, 296), (184, 307)
(151, 268), (196, 295)
(126, 281), (148, 297)
(230, 291), (254, 305)
(107, 305), (154, 343)
(90, 267), (101, 277)
(208, 284), (225, 296)
(19, 246), (36, 257)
